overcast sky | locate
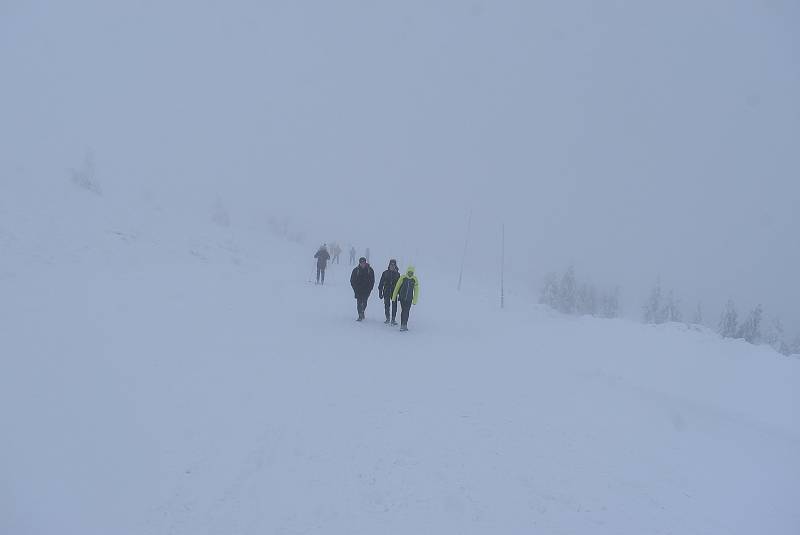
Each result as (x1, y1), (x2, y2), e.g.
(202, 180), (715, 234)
(2, 0), (799, 325)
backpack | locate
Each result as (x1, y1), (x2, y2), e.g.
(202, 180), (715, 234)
(398, 277), (415, 302)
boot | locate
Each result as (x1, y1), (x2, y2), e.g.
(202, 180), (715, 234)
(391, 318), (398, 325)
(400, 325), (408, 332)
(384, 317), (390, 324)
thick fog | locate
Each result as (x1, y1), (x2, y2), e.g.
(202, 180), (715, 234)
(2, 1), (799, 325)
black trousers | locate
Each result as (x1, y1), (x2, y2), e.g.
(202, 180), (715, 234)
(356, 296), (368, 317)
(384, 296), (397, 320)
(400, 300), (412, 326)
(316, 267), (326, 283)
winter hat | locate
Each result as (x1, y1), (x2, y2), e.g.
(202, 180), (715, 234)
(359, 257), (367, 263)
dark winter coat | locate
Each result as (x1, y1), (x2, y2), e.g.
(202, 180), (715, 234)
(350, 263), (375, 298)
(378, 268), (400, 299)
(314, 248), (331, 269)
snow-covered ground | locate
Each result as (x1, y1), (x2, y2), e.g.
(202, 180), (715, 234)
(2, 180), (798, 534)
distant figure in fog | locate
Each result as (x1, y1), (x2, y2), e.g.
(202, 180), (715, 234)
(331, 243), (342, 264)
(365, 247), (370, 263)
(349, 245), (357, 265)
(313, 244), (331, 285)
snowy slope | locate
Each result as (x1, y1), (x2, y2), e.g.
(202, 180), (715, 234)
(1, 180), (798, 535)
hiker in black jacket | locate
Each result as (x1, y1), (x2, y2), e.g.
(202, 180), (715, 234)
(378, 259), (401, 325)
(350, 257), (375, 321)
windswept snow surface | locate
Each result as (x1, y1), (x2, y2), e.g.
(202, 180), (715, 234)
(1, 182), (798, 534)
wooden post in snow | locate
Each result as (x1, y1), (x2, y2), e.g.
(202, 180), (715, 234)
(501, 223), (505, 309)
(457, 210), (472, 291)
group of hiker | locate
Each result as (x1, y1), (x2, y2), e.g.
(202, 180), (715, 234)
(314, 244), (419, 331)
(313, 242), (353, 284)
(318, 243), (371, 268)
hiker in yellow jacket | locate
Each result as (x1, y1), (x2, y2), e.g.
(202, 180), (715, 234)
(391, 266), (420, 332)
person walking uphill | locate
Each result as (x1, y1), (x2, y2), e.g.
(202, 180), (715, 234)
(314, 244), (331, 285)
(391, 266), (420, 331)
(350, 257), (375, 321)
(378, 259), (401, 325)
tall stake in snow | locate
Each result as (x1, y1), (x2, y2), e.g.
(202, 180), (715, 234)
(457, 210), (472, 291)
(500, 223), (505, 309)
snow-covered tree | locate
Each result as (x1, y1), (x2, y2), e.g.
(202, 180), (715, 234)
(643, 278), (665, 324)
(599, 286), (621, 319)
(788, 335), (800, 356)
(718, 300), (739, 338)
(737, 304), (763, 344)
(539, 272), (560, 309)
(762, 316), (785, 353)
(558, 266), (577, 315)
(662, 290), (682, 323)
(576, 282), (597, 316)
(540, 268), (620, 319)
(692, 302), (704, 325)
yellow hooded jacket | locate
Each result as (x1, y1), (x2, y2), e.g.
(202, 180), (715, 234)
(391, 266), (420, 305)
